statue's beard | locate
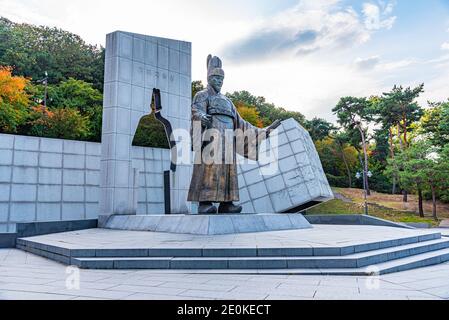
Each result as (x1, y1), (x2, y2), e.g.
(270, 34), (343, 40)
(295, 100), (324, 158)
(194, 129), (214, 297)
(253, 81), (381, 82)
(210, 84), (222, 93)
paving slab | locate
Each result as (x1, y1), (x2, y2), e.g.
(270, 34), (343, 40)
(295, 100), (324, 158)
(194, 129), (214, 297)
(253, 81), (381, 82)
(0, 290), (77, 300)
(432, 228), (449, 237)
(16, 224), (449, 275)
(17, 225), (441, 252)
(422, 286), (449, 299)
(1, 248), (449, 300)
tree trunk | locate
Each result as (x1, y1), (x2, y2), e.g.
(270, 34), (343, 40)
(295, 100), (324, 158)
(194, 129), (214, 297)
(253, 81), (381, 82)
(397, 123), (403, 150)
(418, 187), (424, 218)
(402, 116), (410, 202)
(392, 176), (397, 194)
(396, 124), (408, 201)
(389, 128), (397, 195)
(403, 115), (408, 148)
(388, 128), (395, 158)
(339, 142), (352, 188)
(432, 185), (438, 221)
(358, 126), (370, 196)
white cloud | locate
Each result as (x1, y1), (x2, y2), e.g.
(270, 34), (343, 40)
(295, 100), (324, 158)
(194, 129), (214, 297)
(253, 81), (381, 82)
(0, 0), (62, 26)
(417, 55), (449, 104)
(223, 0), (378, 62)
(441, 42), (449, 50)
(0, 0), (257, 83)
(362, 2), (396, 30)
(383, 1), (395, 15)
(378, 59), (417, 71)
(224, 55), (381, 121)
(354, 56), (416, 73)
(295, 0), (341, 10)
(354, 56), (380, 70)
(425, 54), (449, 68)
(3, 0), (445, 123)
(419, 69), (449, 106)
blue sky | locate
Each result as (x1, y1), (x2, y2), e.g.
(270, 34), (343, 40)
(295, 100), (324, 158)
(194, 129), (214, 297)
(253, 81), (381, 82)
(356, 0), (449, 60)
(1, 0), (448, 121)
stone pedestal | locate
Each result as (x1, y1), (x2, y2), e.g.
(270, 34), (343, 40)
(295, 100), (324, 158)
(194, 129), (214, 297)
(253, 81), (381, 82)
(99, 214), (313, 235)
(100, 31), (192, 217)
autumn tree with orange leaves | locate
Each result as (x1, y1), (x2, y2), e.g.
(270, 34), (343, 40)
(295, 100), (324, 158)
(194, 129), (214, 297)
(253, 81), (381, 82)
(0, 66), (92, 140)
(28, 106), (90, 140)
(234, 101), (264, 128)
(0, 66), (30, 132)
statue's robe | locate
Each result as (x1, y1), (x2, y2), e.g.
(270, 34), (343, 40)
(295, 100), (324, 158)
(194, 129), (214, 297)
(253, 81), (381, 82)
(188, 86), (266, 203)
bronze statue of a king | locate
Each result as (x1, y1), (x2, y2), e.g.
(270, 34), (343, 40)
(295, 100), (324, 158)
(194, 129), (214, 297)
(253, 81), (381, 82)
(188, 55), (280, 214)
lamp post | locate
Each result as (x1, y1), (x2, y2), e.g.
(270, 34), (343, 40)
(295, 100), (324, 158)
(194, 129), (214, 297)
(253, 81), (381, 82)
(356, 170), (372, 215)
(43, 71), (48, 108)
(36, 71), (49, 107)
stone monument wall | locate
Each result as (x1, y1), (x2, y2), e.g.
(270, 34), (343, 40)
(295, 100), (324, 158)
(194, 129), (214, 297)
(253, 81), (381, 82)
(100, 30), (333, 217)
(0, 30), (333, 230)
(0, 133), (174, 232)
(100, 31), (192, 216)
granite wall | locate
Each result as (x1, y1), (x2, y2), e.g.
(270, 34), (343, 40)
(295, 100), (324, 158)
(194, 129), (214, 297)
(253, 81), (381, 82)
(100, 31), (192, 216)
(0, 133), (173, 232)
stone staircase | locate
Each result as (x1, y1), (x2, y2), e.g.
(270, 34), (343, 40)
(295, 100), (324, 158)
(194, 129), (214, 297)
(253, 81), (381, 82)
(16, 231), (449, 275)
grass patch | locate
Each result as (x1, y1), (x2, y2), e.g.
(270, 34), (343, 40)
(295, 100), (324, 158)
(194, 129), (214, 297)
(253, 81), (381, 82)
(335, 188), (449, 220)
(306, 199), (439, 227)
(306, 199), (364, 215)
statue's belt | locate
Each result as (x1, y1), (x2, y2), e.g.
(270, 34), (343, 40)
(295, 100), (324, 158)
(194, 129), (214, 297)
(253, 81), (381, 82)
(208, 106), (235, 118)
(207, 100), (235, 119)
(207, 96), (235, 118)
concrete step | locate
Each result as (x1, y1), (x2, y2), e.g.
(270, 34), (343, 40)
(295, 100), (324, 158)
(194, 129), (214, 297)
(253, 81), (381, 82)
(69, 238), (449, 270)
(69, 248), (449, 276)
(260, 248), (449, 275)
(16, 232), (442, 258)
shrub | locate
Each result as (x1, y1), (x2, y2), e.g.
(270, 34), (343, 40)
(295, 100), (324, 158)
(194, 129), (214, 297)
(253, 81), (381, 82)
(0, 66), (30, 132)
(28, 106), (90, 140)
(326, 174), (349, 188)
(133, 115), (169, 149)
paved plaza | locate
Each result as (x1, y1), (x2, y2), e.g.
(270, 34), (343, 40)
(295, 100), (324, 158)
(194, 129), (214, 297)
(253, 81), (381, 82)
(2, 224), (449, 300)
(0, 247), (449, 300)
(15, 225), (440, 250)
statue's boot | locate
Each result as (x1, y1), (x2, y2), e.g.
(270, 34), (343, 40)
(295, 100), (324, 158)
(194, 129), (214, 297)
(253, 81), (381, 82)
(198, 202), (218, 214)
(218, 202), (243, 214)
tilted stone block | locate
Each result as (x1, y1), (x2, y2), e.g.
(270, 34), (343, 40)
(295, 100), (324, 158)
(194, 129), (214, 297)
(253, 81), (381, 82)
(237, 118), (333, 213)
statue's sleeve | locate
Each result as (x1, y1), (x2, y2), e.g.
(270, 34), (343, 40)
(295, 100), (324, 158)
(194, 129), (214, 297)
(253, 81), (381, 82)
(234, 106), (267, 161)
(191, 91), (209, 152)
(192, 91), (208, 122)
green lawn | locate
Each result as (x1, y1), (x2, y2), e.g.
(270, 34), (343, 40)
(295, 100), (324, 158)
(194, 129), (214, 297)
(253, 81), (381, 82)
(305, 199), (439, 227)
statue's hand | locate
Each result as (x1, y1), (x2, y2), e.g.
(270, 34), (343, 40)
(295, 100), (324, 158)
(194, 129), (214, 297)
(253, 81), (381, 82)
(266, 119), (282, 137)
(201, 114), (213, 128)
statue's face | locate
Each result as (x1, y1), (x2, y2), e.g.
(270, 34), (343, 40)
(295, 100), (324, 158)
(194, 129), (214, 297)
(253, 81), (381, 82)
(208, 75), (224, 93)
